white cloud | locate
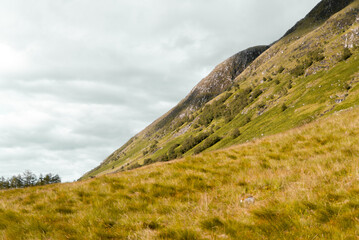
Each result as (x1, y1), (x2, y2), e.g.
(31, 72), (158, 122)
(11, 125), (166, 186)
(0, 0), (321, 182)
(0, 43), (28, 72)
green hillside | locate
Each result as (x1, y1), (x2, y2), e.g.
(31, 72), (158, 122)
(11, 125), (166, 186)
(83, 0), (359, 179)
(1, 1), (358, 239)
(0, 105), (359, 239)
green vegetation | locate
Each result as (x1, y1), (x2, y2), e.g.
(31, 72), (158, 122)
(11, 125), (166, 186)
(281, 103), (288, 112)
(251, 89), (263, 99)
(340, 47), (352, 61)
(277, 66), (285, 73)
(0, 170), (61, 189)
(230, 128), (241, 139)
(82, 0), (359, 181)
(193, 135), (222, 154)
(1, 107), (359, 239)
(5, 1), (356, 238)
(290, 48), (325, 77)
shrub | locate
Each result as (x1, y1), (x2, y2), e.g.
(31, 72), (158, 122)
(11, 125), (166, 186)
(308, 49), (325, 62)
(193, 136), (222, 154)
(143, 158), (154, 166)
(167, 144), (180, 160)
(344, 83), (351, 91)
(281, 104), (288, 111)
(290, 50), (323, 77)
(257, 102), (266, 109)
(178, 132), (211, 155)
(231, 129), (241, 139)
(290, 65), (305, 77)
(252, 89), (263, 99)
(128, 163), (142, 170)
(245, 116), (251, 124)
(157, 154), (169, 162)
(278, 66), (285, 73)
(288, 80), (293, 89)
(303, 58), (313, 68)
(340, 48), (352, 61)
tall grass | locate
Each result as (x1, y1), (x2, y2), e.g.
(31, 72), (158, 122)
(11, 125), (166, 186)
(0, 107), (358, 239)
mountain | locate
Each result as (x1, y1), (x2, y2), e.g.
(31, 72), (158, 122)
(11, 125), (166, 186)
(82, 0), (359, 179)
(283, 0), (355, 37)
(153, 45), (270, 132)
(1, 95), (359, 239)
(1, 0), (359, 239)
(83, 0), (358, 179)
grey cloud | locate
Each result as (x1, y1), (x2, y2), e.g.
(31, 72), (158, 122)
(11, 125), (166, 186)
(0, 0), (321, 181)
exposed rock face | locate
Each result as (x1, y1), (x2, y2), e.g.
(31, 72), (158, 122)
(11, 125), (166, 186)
(284, 0), (355, 37)
(308, 0), (354, 21)
(153, 45), (269, 130)
(186, 46), (270, 107)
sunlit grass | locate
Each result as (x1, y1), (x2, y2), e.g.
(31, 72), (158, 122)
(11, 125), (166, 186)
(0, 107), (358, 239)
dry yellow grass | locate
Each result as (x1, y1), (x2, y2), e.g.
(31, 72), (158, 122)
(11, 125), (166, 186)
(1, 107), (359, 239)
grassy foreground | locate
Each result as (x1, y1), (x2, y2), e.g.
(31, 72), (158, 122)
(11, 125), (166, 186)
(1, 108), (359, 239)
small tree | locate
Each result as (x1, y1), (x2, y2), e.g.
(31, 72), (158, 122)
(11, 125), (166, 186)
(10, 175), (23, 188)
(37, 174), (45, 186)
(52, 174), (61, 183)
(43, 174), (52, 185)
(0, 172), (61, 189)
(0, 177), (9, 189)
(22, 170), (37, 187)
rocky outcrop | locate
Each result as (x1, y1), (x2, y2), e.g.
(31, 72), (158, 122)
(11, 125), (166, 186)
(186, 46), (270, 106)
(283, 0), (355, 37)
(153, 45), (269, 131)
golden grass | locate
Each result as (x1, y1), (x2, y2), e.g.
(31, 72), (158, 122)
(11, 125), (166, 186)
(1, 107), (359, 239)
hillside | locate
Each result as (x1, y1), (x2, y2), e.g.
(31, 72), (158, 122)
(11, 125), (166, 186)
(83, 0), (359, 179)
(0, 106), (358, 239)
(1, 1), (358, 239)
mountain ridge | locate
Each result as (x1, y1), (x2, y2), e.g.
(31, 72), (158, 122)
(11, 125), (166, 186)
(82, 0), (359, 179)
(0, 0), (359, 238)
(152, 45), (270, 132)
(283, 0), (355, 37)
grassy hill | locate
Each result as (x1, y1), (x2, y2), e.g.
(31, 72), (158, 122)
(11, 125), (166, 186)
(0, 106), (358, 239)
(83, 0), (359, 179)
(0, 1), (357, 239)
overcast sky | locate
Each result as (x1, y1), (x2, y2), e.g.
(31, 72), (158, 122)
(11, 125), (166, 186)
(0, 0), (321, 182)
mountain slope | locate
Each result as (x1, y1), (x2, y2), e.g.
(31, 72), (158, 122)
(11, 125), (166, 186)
(153, 45), (269, 132)
(83, 0), (359, 179)
(1, 106), (359, 239)
(283, 0), (355, 37)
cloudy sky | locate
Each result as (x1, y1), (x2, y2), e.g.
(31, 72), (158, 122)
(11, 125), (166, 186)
(0, 0), (321, 182)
